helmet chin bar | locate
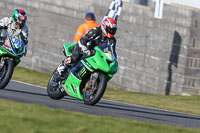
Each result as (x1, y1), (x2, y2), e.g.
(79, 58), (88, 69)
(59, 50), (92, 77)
(14, 24), (21, 29)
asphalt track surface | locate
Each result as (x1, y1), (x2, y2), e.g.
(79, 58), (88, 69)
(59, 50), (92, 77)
(0, 80), (200, 128)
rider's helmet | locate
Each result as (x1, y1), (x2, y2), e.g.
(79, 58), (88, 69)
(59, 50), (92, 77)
(101, 17), (117, 38)
(12, 9), (27, 29)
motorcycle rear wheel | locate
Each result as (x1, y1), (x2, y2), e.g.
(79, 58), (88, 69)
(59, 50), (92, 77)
(83, 74), (107, 105)
(0, 59), (15, 89)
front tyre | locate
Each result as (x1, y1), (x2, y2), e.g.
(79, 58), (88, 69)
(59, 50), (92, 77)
(83, 74), (107, 105)
(0, 59), (15, 89)
(47, 69), (65, 100)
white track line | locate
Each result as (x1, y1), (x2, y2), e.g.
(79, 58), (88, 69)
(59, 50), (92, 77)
(12, 80), (46, 89)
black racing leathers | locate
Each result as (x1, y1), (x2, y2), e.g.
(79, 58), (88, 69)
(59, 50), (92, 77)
(71, 26), (117, 63)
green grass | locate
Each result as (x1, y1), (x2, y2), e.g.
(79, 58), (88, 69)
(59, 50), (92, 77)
(12, 67), (200, 115)
(12, 67), (51, 87)
(0, 99), (200, 133)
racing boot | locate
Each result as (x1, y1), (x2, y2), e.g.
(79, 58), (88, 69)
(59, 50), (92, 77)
(57, 56), (72, 76)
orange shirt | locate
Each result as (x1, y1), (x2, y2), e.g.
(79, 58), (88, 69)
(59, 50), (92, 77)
(74, 20), (98, 42)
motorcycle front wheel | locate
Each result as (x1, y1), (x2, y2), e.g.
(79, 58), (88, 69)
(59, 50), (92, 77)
(0, 58), (15, 89)
(83, 74), (107, 105)
(47, 69), (65, 100)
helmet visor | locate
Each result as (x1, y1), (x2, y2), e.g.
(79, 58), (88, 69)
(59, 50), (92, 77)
(16, 19), (25, 28)
(106, 27), (117, 35)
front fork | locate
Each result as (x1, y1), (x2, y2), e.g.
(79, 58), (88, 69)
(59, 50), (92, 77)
(0, 57), (5, 70)
(85, 72), (99, 94)
(90, 72), (99, 86)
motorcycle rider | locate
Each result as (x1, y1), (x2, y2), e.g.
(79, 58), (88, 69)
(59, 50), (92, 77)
(57, 17), (117, 76)
(0, 9), (28, 56)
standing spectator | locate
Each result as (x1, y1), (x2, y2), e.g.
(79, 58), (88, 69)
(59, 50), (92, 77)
(74, 12), (98, 43)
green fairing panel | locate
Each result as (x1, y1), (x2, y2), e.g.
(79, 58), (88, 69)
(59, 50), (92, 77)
(0, 46), (14, 56)
(14, 58), (21, 66)
(85, 47), (118, 75)
(108, 59), (118, 75)
(63, 43), (76, 56)
(107, 74), (113, 80)
(0, 46), (21, 66)
(63, 72), (83, 100)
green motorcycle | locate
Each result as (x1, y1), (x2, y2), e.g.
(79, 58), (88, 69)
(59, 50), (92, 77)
(47, 43), (118, 105)
(0, 32), (25, 89)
